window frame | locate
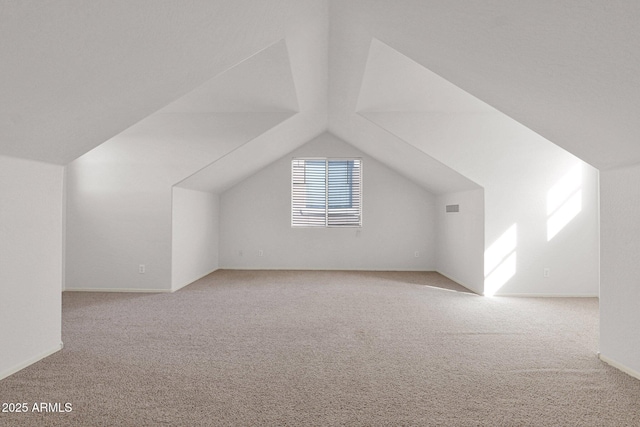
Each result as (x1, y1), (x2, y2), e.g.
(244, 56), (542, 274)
(291, 157), (362, 228)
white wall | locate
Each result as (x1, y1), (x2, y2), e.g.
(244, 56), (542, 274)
(435, 189), (484, 294)
(0, 155), (63, 379)
(64, 115), (287, 292)
(65, 152), (173, 291)
(600, 164), (640, 377)
(364, 112), (600, 296)
(171, 187), (219, 291)
(220, 133), (436, 270)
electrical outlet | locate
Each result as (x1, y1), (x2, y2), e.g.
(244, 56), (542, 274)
(544, 268), (550, 278)
(258, 249), (264, 257)
(414, 251), (419, 258)
(239, 250), (243, 257)
(139, 264), (145, 274)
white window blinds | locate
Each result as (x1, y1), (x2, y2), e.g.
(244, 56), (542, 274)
(292, 158), (362, 227)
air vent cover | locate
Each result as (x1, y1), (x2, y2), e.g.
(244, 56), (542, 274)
(446, 204), (459, 213)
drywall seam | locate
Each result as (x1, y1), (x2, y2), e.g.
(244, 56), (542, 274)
(0, 343), (62, 381)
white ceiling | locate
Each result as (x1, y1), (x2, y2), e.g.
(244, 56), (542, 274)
(176, 34), (480, 194)
(0, 0), (317, 164)
(328, 0), (640, 170)
(160, 40), (299, 114)
(357, 39), (495, 114)
(2, 1), (640, 189)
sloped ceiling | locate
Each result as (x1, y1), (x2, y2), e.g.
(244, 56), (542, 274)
(328, 0), (640, 170)
(160, 40), (299, 114)
(357, 39), (495, 114)
(82, 38), (303, 182)
(2, 1), (639, 182)
(0, 0), (320, 164)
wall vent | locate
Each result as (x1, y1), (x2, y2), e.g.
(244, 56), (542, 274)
(446, 204), (459, 213)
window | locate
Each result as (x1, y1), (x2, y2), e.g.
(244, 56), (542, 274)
(292, 158), (362, 227)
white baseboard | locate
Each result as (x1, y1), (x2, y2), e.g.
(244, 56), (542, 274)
(219, 267), (436, 272)
(599, 353), (640, 381)
(0, 343), (63, 381)
(432, 271), (599, 298)
(495, 293), (599, 298)
(64, 288), (172, 293)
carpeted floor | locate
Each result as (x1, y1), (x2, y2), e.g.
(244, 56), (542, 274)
(1, 270), (639, 426)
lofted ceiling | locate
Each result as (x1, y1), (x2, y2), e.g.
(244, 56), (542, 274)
(2, 1), (639, 191)
(357, 39), (496, 114)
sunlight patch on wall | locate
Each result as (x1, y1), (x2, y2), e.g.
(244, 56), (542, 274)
(547, 165), (582, 241)
(484, 224), (517, 296)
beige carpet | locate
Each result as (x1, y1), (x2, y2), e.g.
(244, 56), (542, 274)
(1, 270), (639, 426)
